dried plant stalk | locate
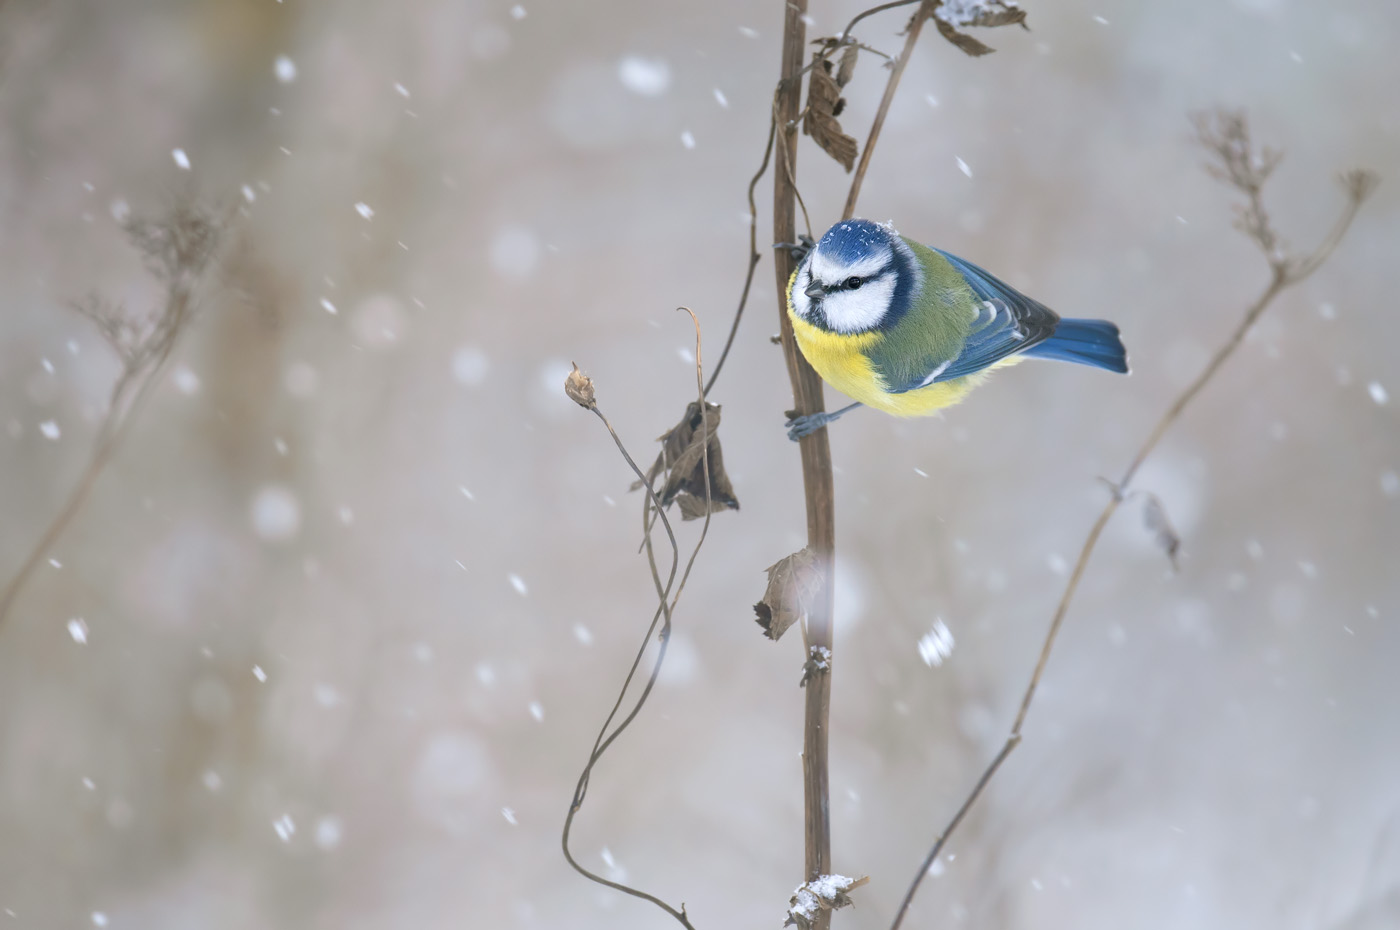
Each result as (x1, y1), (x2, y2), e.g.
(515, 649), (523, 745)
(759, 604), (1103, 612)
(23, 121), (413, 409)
(771, 6), (841, 926)
(561, 311), (716, 930)
(0, 201), (223, 632)
(889, 112), (1377, 930)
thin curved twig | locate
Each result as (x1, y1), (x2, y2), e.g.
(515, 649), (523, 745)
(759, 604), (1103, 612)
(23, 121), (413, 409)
(889, 119), (1377, 930)
(843, 0), (936, 220)
(704, 116), (778, 397)
(841, 0), (922, 40)
(562, 313), (715, 929)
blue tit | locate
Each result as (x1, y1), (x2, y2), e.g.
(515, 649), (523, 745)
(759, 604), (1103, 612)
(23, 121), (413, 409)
(784, 218), (1128, 439)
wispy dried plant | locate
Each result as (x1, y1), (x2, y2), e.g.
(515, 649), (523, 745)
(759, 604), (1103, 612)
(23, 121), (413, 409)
(561, 310), (715, 930)
(0, 200), (226, 631)
(888, 111), (1377, 929)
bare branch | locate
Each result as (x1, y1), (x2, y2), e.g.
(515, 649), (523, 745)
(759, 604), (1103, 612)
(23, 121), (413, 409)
(0, 199), (226, 633)
(890, 110), (1377, 930)
(843, 1), (938, 220)
(703, 114), (778, 397)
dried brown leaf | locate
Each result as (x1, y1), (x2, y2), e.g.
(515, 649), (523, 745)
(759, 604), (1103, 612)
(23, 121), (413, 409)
(936, 0), (1027, 29)
(634, 400), (739, 520)
(803, 58), (858, 171)
(933, 16), (996, 56)
(835, 40), (859, 88)
(754, 547), (823, 642)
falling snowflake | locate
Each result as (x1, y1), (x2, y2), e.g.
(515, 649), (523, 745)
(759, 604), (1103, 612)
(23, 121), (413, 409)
(273, 814), (296, 842)
(315, 815), (343, 850)
(354, 202), (375, 220)
(172, 364), (200, 395)
(250, 486), (301, 541)
(617, 56), (671, 96)
(274, 55), (297, 83)
(918, 619), (956, 667)
(67, 618), (89, 644)
(172, 149), (191, 170)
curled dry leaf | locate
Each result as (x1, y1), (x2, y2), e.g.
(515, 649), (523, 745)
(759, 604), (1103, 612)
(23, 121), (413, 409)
(835, 40), (859, 89)
(932, 17), (995, 56)
(929, 0), (1028, 57)
(784, 874), (870, 929)
(1141, 492), (1181, 571)
(636, 400), (739, 520)
(804, 56), (858, 172)
(754, 546), (823, 642)
(936, 0), (1027, 29)
(564, 362), (596, 409)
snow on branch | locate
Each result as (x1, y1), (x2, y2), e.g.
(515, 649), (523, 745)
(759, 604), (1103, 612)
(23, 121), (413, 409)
(784, 874), (869, 929)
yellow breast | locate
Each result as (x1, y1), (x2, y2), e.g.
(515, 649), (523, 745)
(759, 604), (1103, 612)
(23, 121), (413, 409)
(787, 286), (981, 418)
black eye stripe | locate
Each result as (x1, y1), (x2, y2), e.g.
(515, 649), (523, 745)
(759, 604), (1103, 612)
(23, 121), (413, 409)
(824, 267), (892, 292)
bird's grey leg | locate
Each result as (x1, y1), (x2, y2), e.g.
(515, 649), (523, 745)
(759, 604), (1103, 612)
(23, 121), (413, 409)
(786, 402), (863, 441)
(772, 234), (816, 263)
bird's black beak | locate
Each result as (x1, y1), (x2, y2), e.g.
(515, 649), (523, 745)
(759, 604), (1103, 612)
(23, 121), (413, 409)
(804, 281), (825, 299)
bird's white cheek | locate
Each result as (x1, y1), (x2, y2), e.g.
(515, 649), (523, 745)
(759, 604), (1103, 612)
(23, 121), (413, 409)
(821, 277), (895, 333)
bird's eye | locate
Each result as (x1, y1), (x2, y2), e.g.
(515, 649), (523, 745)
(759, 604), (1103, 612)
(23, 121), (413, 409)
(845, 276), (863, 290)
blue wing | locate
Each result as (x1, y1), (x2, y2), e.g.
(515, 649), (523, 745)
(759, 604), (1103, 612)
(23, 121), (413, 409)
(890, 249), (1060, 392)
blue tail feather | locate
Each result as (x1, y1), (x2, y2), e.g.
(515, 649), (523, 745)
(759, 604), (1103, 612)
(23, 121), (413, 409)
(1024, 318), (1129, 373)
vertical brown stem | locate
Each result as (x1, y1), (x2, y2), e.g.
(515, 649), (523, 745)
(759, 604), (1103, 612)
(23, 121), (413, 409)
(773, 0), (836, 916)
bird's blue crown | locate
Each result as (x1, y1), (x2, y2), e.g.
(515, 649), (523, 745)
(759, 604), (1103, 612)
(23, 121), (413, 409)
(815, 219), (896, 265)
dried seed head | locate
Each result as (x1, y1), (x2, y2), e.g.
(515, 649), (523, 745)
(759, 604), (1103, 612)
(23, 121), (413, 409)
(564, 362), (595, 409)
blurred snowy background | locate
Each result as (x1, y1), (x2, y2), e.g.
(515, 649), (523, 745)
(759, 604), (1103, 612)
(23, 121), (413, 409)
(1, 0), (1397, 927)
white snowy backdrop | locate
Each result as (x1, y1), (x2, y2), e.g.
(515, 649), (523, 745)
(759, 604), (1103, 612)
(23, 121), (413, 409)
(0, 0), (1397, 928)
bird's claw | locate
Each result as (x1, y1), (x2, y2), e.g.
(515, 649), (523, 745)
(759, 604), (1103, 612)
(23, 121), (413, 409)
(785, 411), (834, 442)
(773, 234), (816, 263)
